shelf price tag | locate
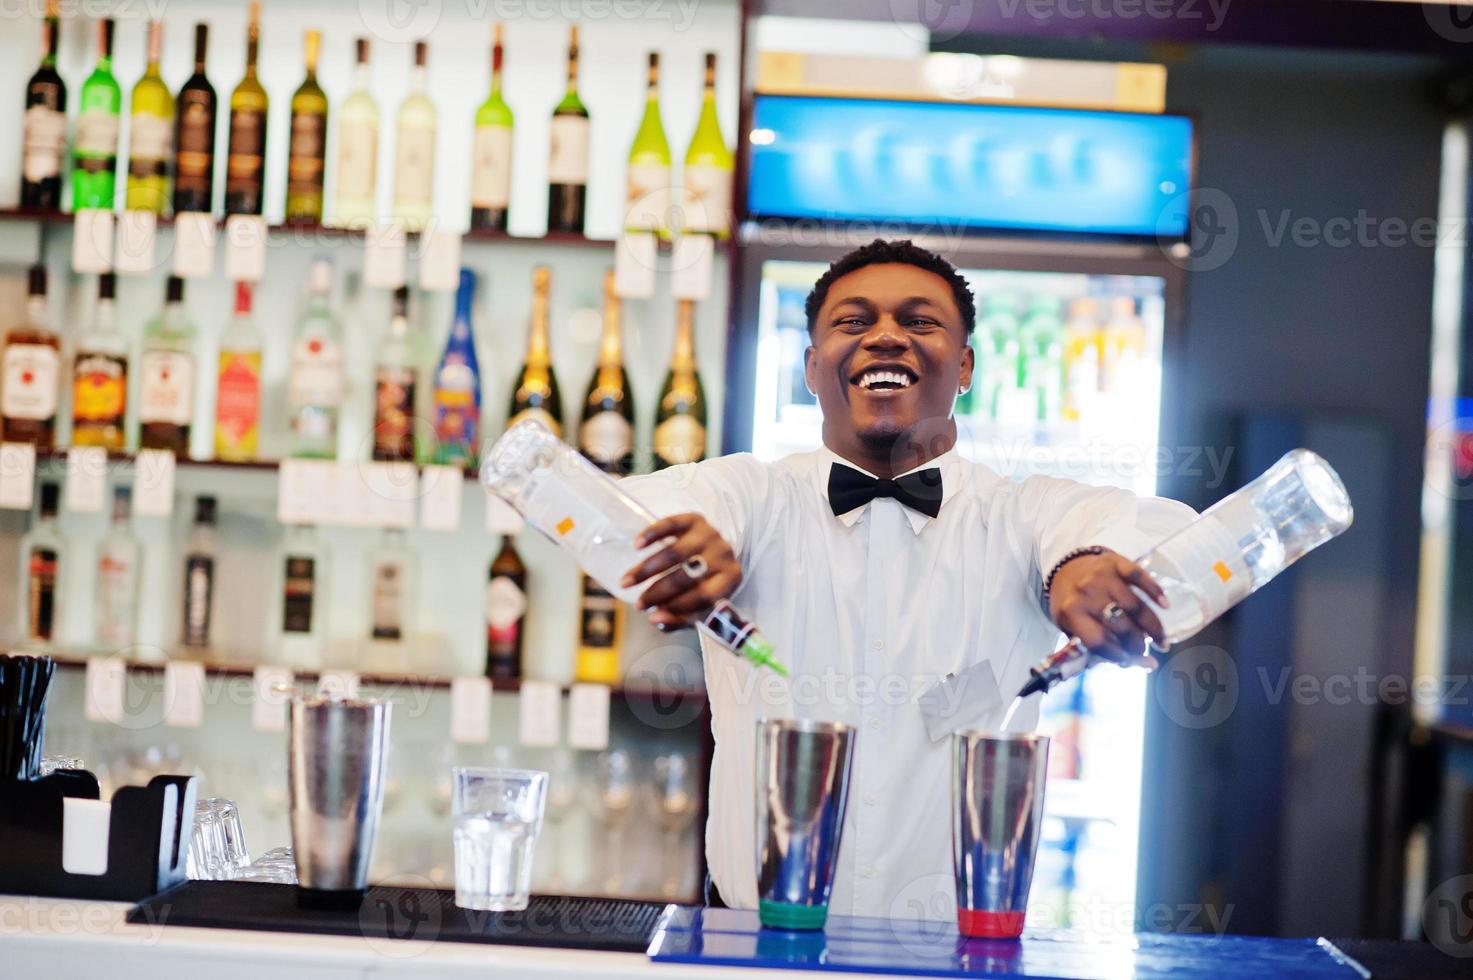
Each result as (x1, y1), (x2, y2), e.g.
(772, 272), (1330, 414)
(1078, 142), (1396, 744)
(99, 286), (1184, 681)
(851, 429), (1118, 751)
(84, 656), (126, 724)
(419, 465), (463, 531)
(72, 209), (114, 274)
(132, 449), (175, 517)
(567, 684), (611, 751)
(224, 214), (268, 282)
(278, 458), (335, 526)
(317, 671), (360, 700)
(671, 234), (715, 301)
(418, 225), (462, 292)
(518, 680), (561, 748)
(450, 677), (494, 744)
(0, 442), (36, 511)
(354, 461), (417, 528)
(173, 212), (217, 279)
(163, 661), (206, 728)
(364, 222), (407, 289)
(252, 666), (293, 733)
(614, 232), (658, 299)
(64, 446), (108, 514)
(114, 210), (157, 276)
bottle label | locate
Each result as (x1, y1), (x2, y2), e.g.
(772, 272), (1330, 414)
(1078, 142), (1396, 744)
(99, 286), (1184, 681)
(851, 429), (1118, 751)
(75, 109), (120, 163)
(175, 97), (215, 190)
(2, 344), (59, 421)
(227, 108), (266, 194)
(654, 414), (707, 467)
(290, 337), (344, 407)
(72, 352), (127, 425)
(138, 351), (195, 425)
(548, 116), (590, 185)
(182, 554), (214, 647)
(282, 555), (316, 633)
(433, 359), (478, 458)
(579, 574), (620, 650)
(625, 163), (671, 232)
(470, 124), (512, 208)
(1146, 514), (1253, 628)
(288, 111), (326, 192)
(485, 575), (527, 630)
(373, 366), (417, 459)
(128, 114), (172, 178)
(580, 411), (633, 468)
(215, 350), (262, 446)
(679, 163), (733, 234)
(97, 548), (137, 648)
(393, 122), (435, 205)
(336, 120), (378, 201)
(27, 547), (58, 642)
(371, 557), (406, 640)
(508, 406), (561, 439)
(23, 105), (66, 181)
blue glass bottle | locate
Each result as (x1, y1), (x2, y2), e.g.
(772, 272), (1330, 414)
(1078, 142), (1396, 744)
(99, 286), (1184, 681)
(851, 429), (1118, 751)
(433, 269), (482, 466)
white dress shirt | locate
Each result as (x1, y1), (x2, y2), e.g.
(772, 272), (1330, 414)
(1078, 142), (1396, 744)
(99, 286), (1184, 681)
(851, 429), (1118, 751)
(624, 445), (1195, 919)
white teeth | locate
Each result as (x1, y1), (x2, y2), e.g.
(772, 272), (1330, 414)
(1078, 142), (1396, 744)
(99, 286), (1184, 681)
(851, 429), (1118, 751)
(859, 370), (912, 390)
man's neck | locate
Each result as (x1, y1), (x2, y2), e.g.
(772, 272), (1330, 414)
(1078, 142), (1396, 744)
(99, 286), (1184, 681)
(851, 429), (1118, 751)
(824, 423), (957, 478)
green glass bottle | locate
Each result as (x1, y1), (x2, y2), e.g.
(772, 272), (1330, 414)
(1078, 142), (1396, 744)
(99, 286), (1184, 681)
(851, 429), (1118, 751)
(546, 26), (589, 234)
(225, 1), (268, 216)
(126, 21), (174, 214)
(285, 29), (328, 223)
(625, 52), (671, 237)
(72, 18), (121, 212)
(680, 52), (733, 238)
(469, 24), (513, 233)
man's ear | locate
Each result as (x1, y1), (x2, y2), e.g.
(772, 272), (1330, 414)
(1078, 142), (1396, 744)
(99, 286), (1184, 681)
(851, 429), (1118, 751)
(803, 344), (818, 396)
(958, 339), (976, 396)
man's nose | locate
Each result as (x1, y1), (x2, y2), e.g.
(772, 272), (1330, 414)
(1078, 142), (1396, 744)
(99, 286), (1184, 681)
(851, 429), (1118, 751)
(862, 315), (910, 349)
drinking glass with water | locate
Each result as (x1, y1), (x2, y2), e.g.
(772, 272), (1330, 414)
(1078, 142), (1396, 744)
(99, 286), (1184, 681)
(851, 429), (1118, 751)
(452, 767), (548, 912)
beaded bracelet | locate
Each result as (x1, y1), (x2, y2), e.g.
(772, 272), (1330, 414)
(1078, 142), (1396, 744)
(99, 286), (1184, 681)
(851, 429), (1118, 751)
(1042, 545), (1106, 602)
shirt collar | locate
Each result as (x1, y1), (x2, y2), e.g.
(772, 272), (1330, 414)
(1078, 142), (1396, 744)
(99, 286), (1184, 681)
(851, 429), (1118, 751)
(817, 445), (965, 534)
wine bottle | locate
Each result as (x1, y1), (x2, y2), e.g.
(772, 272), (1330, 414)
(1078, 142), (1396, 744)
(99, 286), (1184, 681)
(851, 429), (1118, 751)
(180, 495), (217, 651)
(680, 52), (733, 238)
(286, 29), (328, 223)
(507, 265), (562, 435)
(547, 26), (589, 235)
(72, 18), (121, 212)
(72, 272), (128, 451)
(485, 536), (527, 679)
(625, 52), (670, 236)
(469, 24), (513, 233)
(653, 298), (707, 469)
(225, 1), (268, 216)
(334, 37), (378, 228)
(393, 41), (437, 231)
(21, 0), (67, 211)
(288, 257), (344, 458)
(138, 276), (197, 455)
(433, 269), (482, 466)
(126, 21), (174, 214)
(215, 282), (262, 462)
(2, 265), (59, 449)
(373, 285), (415, 462)
(578, 270), (634, 476)
(173, 23), (217, 215)
(19, 482), (65, 646)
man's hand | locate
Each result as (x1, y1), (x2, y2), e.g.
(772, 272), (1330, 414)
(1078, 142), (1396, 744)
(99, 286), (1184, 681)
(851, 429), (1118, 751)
(1048, 549), (1169, 667)
(621, 513), (741, 631)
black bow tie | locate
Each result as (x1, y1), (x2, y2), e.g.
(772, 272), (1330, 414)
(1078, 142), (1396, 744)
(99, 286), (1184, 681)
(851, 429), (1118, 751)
(827, 463), (944, 520)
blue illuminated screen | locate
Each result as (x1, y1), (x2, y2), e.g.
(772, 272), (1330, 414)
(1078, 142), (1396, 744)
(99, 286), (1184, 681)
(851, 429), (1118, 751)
(747, 95), (1194, 237)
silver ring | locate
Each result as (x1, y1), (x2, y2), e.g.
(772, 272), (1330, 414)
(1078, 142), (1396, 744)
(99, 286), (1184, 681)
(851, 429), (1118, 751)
(683, 556), (709, 580)
(1103, 602), (1126, 625)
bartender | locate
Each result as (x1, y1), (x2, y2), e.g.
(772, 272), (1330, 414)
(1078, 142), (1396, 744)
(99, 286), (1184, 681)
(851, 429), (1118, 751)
(622, 239), (1194, 918)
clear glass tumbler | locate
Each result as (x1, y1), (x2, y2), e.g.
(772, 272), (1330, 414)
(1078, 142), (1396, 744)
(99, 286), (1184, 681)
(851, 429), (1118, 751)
(186, 798), (251, 880)
(452, 767), (548, 911)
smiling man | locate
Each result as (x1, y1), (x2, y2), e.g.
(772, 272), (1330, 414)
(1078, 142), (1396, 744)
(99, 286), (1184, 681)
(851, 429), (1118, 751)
(622, 239), (1194, 917)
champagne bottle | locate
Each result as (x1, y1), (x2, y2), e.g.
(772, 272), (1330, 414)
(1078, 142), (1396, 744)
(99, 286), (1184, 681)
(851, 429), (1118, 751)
(286, 29), (328, 223)
(173, 23), (217, 215)
(225, 1), (268, 216)
(681, 52), (733, 238)
(215, 282), (262, 461)
(433, 269), (482, 466)
(485, 536), (527, 679)
(546, 26), (589, 235)
(373, 285), (415, 462)
(72, 273), (128, 450)
(137, 276), (197, 455)
(2, 266), (60, 449)
(469, 24), (513, 233)
(507, 266), (563, 435)
(579, 270), (634, 476)
(72, 18), (121, 212)
(625, 52), (671, 236)
(333, 38), (378, 228)
(126, 21), (174, 214)
(21, 0), (67, 211)
(653, 298), (707, 469)
(393, 41), (437, 231)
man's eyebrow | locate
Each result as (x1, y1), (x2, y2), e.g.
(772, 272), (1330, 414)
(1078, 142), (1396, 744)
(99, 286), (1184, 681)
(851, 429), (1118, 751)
(828, 296), (877, 311)
(896, 296), (946, 310)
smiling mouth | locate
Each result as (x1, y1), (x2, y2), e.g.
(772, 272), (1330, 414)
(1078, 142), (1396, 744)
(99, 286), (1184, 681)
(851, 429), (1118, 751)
(851, 367), (918, 392)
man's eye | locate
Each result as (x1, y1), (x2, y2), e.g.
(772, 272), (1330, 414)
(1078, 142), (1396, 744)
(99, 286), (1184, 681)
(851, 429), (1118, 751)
(835, 316), (867, 328)
(907, 317), (938, 328)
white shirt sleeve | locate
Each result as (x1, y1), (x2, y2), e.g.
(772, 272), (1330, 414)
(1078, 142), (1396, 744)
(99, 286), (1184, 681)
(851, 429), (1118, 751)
(1023, 476), (1198, 584)
(621, 454), (771, 564)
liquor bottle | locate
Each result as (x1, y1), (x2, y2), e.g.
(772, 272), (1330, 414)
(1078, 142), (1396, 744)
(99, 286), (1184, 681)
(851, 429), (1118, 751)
(579, 270), (634, 476)
(373, 285), (415, 462)
(469, 24), (513, 233)
(547, 26), (589, 234)
(173, 23), (217, 215)
(625, 52), (670, 236)
(72, 272), (128, 450)
(126, 21), (174, 214)
(215, 281), (262, 462)
(19, 482), (65, 647)
(286, 29), (328, 223)
(138, 276), (196, 455)
(680, 52), (733, 238)
(1019, 295), (1063, 422)
(653, 298), (707, 469)
(2, 265), (60, 449)
(507, 265), (562, 435)
(368, 528), (415, 642)
(180, 495), (217, 652)
(485, 536), (526, 679)
(333, 38), (378, 228)
(225, 1), (268, 216)
(73, 18), (121, 212)
(1060, 297), (1100, 423)
(21, 0), (67, 211)
(433, 269), (482, 466)
(393, 41), (436, 231)
(96, 484), (140, 649)
(279, 523), (328, 667)
(288, 257), (344, 458)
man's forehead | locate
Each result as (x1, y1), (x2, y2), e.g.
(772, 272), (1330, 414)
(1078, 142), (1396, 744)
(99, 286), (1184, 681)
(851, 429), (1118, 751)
(822, 263), (958, 311)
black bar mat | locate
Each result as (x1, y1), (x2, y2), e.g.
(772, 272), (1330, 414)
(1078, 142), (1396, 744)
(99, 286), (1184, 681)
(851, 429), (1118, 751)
(127, 880), (671, 954)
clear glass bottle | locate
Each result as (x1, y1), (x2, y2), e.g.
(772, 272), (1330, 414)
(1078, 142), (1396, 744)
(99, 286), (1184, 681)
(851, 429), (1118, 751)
(288, 258), (344, 458)
(279, 522), (328, 668)
(180, 494), (217, 653)
(125, 20), (174, 214)
(368, 527), (415, 642)
(19, 481), (65, 647)
(137, 276), (197, 456)
(215, 282), (263, 462)
(393, 40), (437, 230)
(72, 272), (128, 450)
(333, 37), (378, 228)
(2, 264), (60, 448)
(95, 484), (140, 649)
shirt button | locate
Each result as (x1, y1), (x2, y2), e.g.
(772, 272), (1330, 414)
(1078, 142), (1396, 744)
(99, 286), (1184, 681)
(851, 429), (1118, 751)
(868, 719), (882, 731)
(864, 794), (877, 807)
(861, 866), (876, 879)
(871, 640), (883, 651)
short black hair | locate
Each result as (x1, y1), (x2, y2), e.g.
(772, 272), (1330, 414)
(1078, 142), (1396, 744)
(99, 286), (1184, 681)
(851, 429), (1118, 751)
(804, 239), (976, 335)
